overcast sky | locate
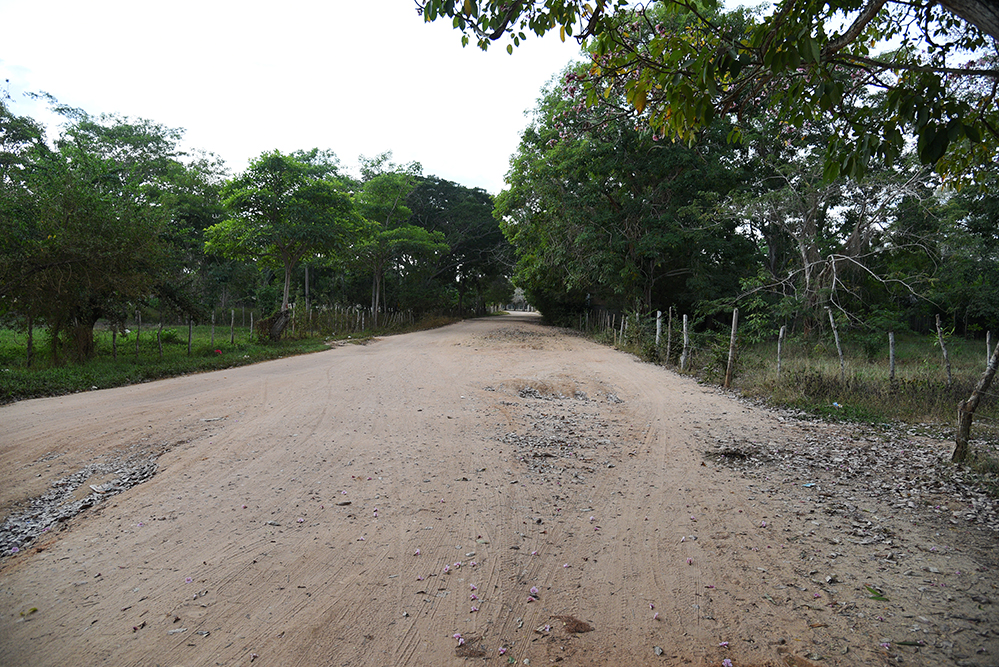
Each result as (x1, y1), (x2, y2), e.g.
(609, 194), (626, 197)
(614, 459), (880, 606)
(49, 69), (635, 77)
(1, 0), (584, 194)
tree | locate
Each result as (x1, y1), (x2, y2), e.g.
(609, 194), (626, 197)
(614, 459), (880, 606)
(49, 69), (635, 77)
(204, 150), (368, 339)
(406, 175), (514, 315)
(417, 0), (999, 184)
(496, 61), (756, 323)
(730, 103), (945, 337)
(1, 99), (191, 362)
(354, 153), (448, 325)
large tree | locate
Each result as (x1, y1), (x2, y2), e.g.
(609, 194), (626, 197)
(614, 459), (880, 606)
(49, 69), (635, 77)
(406, 175), (514, 315)
(496, 61), (756, 323)
(1, 99), (193, 362)
(418, 0), (999, 185)
(204, 150), (368, 339)
(354, 153), (448, 325)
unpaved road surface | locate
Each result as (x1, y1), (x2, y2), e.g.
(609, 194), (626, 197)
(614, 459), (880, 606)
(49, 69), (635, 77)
(1, 314), (996, 667)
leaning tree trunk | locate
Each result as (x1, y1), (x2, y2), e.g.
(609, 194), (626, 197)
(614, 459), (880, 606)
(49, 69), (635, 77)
(954, 343), (999, 462)
(268, 309), (291, 341)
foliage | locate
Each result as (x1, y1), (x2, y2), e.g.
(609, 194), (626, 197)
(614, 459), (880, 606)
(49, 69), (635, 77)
(204, 150), (369, 337)
(353, 153), (449, 324)
(418, 0), (999, 185)
(0, 98), (200, 362)
(406, 175), (515, 314)
(496, 60), (757, 321)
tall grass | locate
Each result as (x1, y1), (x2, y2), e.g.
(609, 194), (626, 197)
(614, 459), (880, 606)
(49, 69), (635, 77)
(591, 312), (997, 426)
(587, 314), (999, 493)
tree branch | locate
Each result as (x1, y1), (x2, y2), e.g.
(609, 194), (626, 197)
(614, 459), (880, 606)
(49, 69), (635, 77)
(822, 0), (889, 59)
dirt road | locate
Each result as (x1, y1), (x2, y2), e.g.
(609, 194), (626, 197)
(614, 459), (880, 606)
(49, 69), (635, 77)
(1, 314), (996, 667)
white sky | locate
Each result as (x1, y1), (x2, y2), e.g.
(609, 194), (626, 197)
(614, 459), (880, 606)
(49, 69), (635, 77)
(0, 0), (584, 194)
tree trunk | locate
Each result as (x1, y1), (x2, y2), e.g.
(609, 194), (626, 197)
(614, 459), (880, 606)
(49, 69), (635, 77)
(826, 307), (845, 384)
(940, 0), (999, 41)
(269, 309), (291, 340)
(889, 331), (896, 385)
(70, 318), (98, 362)
(954, 343), (999, 462)
(282, 262), (293, 312)
(371, 272), (382, 328)
(26, 314), (34, 369)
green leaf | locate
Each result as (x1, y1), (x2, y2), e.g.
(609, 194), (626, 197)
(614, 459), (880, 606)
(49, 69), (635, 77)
(822, 157), (840, 182)
(865, 586), (889, 601)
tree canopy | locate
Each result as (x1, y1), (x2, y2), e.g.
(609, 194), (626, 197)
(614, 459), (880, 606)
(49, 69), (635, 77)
(204, 150), (368, 338)
(0, 98), (207, 361)
(418, 0), (999, 185)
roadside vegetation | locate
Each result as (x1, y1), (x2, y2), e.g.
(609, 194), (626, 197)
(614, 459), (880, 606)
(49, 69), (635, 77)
(597, 318), (999, 496)
(0, 312), (461, 405)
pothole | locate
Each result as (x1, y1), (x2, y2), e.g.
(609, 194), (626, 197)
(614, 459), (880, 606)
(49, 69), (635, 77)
(1, 450), (164, 557)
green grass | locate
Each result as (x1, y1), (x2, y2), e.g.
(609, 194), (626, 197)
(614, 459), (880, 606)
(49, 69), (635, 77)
(0, 325), (330, 404)
(610, 328), (999, 428)
(0, 312), (462, 405)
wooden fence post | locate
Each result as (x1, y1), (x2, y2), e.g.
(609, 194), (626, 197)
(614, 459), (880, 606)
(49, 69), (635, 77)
(826, 306), (844, 384)
(987, 331), (992, 368)
(776, 325), (786, 381)
(936, 314), (953, 386)
(724, 307), (738, 388)
(230, 309), (235, 345)
(666, 308), (673, 365)
(655, 310), (662, 348)
(889, 331), (896, 384)
(680, 314), (690, 372)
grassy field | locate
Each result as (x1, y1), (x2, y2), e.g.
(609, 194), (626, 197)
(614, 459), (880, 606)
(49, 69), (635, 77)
(0, 313), (461, 405)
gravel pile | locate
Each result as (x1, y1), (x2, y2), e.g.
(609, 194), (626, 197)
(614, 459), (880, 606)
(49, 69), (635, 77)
(1, 452), (161, 556)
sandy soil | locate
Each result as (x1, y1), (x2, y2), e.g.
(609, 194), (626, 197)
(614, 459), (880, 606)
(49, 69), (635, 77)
(1, 313), (996, 667)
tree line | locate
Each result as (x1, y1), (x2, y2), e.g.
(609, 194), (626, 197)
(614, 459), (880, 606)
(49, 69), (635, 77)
(422, 1), (998, 341)
(0, 97), (514, 364)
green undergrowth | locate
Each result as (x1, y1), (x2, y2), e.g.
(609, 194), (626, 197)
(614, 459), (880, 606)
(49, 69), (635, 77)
(0, 315), (461, 405)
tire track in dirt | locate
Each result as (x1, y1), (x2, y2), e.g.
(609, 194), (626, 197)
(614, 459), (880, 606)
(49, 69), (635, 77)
(2, 314), (997, 667)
